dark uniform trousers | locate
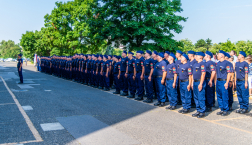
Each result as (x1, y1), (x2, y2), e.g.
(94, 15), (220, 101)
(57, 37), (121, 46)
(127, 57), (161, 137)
(103, 72), (110, 89)
(216, 80), (229, 111)
(121, 72), (128, 93)
(154, 76), (166, 103)
(128, 73), (136, 95)
(113, 73), (121, 92)
(166, 79), (178, 106)
(18, 68), (23, 83)
(98, 73), (104, 87)
(144, 75), (154, 100)
(193, 81), (206, 113)
(205, 79), (215, 108)
(236, 80), (249, 110)
(136, 72), (145, 97)
(228, 84), (233, 108)
(180, 80), (192, 110)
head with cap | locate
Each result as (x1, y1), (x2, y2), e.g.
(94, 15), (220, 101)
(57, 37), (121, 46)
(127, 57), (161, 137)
(157, 53), (164, 62)
(122, 50), (127, 58)
(164, 51), (170, 59)
(18, 54), (22, 58)
(188, 50), (195, 60)
(205, 51), (213, 61)
(103, 55), (108, 61)
(168, 53), (176, 63)
(145, 50), (152, 58)
(152, 50), (158, 60)
(218, 50), (226, 61)
(224, 52), (231, 61)
(108, 55), (112, 60)
(128, 51), (134, 59)
(195, 52), (205, 61)
(181, 54), (189, 64)
(238, 51), (246, 61)
(136, 50), (143, 59)
(176, 50), (183, 58)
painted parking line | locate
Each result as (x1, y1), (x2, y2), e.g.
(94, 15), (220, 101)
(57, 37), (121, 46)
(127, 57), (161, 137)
(22, 106), (33, 111)
(40, 123), (64, 131)
(0, 103), (16, 106)
(0, 76), (43, 142)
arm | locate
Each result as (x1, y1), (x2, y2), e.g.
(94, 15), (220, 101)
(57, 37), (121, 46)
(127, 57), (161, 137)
(173, 74), (177, 88)
(198, 72), (206, 91)
(161, 71), (167, 84)
(141, 65), (144, 80)
(188, 75), (192, 91)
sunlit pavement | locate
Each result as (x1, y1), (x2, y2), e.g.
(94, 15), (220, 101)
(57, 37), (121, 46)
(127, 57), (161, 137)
(1, 62), (252, 145)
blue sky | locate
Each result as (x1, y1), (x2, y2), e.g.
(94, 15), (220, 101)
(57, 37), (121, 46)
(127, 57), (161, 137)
(0, 0), (252, 45)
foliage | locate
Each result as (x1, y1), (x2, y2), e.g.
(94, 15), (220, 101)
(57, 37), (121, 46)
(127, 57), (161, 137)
(178, 39), (195, 52)
(0, 40), (21, 58)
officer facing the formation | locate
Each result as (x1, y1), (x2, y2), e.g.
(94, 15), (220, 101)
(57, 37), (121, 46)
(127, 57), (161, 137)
(178, 54), (192, 114)
(134, 51), (145, 101)
(216, 50), (233, 116)
(17, 54), (23, 84)
(204, 51), (216, 112)
(126, 52), (136, 98)
(153, 53), (167, 107)
(192, 52), (206, 118)
(143, 50), (154, 103)
(165, 53), (178, 110)
(235, 51), (249, 114)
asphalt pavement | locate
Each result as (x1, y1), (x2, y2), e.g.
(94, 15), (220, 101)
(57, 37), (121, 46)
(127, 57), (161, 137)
(1, 62), (252, 145)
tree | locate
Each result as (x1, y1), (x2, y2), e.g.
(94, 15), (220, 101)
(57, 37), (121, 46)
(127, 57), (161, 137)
(93, 0), (187, 52)
(0, 40), (21, 58)
(178, 38), (195, 52)
(205, 38), (212, 51)
(195, 39), (207, 48)
(209, 43), (221, 54)
(235, 40), (252, 55)
(220, 40), (236, 52)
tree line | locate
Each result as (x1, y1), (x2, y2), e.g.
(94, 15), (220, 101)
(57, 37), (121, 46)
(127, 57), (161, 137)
(0, 40), (21, 59)
(178, 38), (252, 55)
(20, 0), (187, 59)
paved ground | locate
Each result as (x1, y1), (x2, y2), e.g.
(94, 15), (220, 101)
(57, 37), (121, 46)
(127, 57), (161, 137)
(1, 62), (252, 145)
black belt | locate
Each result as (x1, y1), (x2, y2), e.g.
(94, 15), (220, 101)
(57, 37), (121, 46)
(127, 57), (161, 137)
(154, 76), (162, 78)
(145, 74), (150, 76)
(166, 78), (174, 80)
(217, 78), (227, 81)
(237, 79), (245, 81)
(194, 79), (200, 82)
(180, 79), (189, 82)
(128, 72), (133, 74)
(205, 77), (210, 80)
(137, 71), (142, 73)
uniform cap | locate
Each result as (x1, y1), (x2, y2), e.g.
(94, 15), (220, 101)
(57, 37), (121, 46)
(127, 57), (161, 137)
(205, 51), (213, 58)
(239, 51), (246, 57)
(158, 52), (164, 58)
(170, 53), (176, 60)
(128, 51), (134, 55)
(103, 55), (108, 59)
(123, 51), (127, 54)
(188, 50), (195, 55)
(176, 50), (183, 54)
(219, 50), (226, 55)
(225, 52), (230, 58)
(153, 50), (158, 55)
(182, 54), (189, 60)
(165, 51), (170, 55)
(195, 52), (205, 57)
(136, 50), (143, 54)
(116, 56), (121, 59)
(146, 50), (152, 55)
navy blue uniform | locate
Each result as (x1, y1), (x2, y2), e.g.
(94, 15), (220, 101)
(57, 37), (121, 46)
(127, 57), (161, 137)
(175, 59), (182, 103)
(235, 61), (249, 110)
(103, 61), (110, 89)
(227, 61), (234, 108)
(127, 58), (136, 96)
(86, 59), (92, 85)
(113, 62), (122, 92)
(205, 60), (216, 108)
(166, 62), (178, 106)
(153, 60), (166, 103)
(216, 60), (233, 112)
(17, 58), (23, 83)
(135, 57), (145, 97)
(192, 61), (206, 113)
(178, 62), (192, 110)
(120, 57), (129, 94)
(144, 58), (154, 100)
(189, 59), (197, 105)
(153, 59), (158, 98)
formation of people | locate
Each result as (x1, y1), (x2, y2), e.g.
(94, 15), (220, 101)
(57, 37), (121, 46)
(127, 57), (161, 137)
(39, 50), (249, 118)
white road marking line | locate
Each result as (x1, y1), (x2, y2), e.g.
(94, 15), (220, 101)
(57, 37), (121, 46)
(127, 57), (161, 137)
(40, 122), (64, 131)
(22, 106), (33, 111)
(44, 90), (51, 91)
(0, 103), (16, 106)
(0, 140), (42, 145)
(0, 76), (43, 142)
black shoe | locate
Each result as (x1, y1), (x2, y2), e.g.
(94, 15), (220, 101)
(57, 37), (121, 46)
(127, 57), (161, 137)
(18, 82), (23, 84)
(93, 86), (98, 88)
(104, 88), (110, 91)
(170, 106), (176, 110)
(217, 111), (223, 115)
(120, 92), (128, 96)
(177, 101), (182, 105)
(191, 104), (196, 108)
(98, 87), (103, 89)
(144, 94), (147, 97)
(143, 99), (148, 102)
(240, 109), (248, 114)
(178, 109), (184, 113)
(145, 99), (153, 103)
(192, 112), (200, 117)
(197, 113), (205, 118)
(236, 109), (242, 113)
(182, 109), (190, 114)
(159, 102), (165, 107)
(153, 95), (157, 99)
(113, 91), (120, 94)
(229, 106), (233, 111)
(154, 102), (161, 106)
(205, 107), (212, 112)
(221, 111), (229, 116)
(165, 98), (169, 102)
(127, 95), (135, 98)
(134, 97), (143, 101)
(166, 106), (172, 110)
